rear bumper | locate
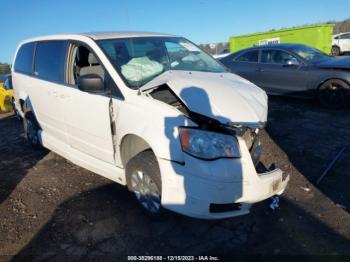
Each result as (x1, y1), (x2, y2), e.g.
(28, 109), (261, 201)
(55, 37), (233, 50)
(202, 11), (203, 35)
(158, 137), (289, 219)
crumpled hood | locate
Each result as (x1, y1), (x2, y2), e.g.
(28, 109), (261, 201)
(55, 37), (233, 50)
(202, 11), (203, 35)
(315, 57), (350, 69)
(141, 71), (268, 126)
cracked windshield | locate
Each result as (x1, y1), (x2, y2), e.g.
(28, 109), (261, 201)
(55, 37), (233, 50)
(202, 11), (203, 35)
(98, 37), (225, 88)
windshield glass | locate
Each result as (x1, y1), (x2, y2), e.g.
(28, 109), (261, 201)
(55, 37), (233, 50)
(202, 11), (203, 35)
(97, 37), (225, 88)
(290, 45), (329, 62)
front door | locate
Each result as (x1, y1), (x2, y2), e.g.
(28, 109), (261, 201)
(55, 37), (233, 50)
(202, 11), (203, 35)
(61, 43), (116, 164)
(255, 49), (308, 95)
(229, 49), (260, 84)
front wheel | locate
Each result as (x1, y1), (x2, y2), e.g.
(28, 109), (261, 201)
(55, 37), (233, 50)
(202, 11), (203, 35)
(331, 46), (340, 56)
(126, 150), (162, 216)
(318, 79), (350, 109)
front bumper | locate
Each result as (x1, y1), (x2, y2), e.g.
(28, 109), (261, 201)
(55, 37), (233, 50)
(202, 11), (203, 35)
(159, 136), (289, 219)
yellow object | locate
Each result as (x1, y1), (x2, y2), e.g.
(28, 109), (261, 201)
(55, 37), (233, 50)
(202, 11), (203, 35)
(0, 82), (14, 112)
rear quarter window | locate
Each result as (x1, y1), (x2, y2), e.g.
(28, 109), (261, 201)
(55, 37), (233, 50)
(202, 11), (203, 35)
(34, 41), (67, 83)
(14, 42), (35, 75)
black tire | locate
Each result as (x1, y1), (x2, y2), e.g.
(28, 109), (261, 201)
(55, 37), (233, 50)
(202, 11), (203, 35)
(318, 79), (350, 109)
(12, 98), (20, 120)
(331, 46), (340, 56)
(23, 111), (41, 148)
(11, 98), (15, 112)
(126, 150), (163, 216)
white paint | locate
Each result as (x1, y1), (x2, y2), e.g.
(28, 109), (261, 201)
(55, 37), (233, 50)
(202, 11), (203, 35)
(141, 70), (268, 125)
(332, 32), (350, 53)
(12, 33), (288, 219)
(213, 52), (230, 59)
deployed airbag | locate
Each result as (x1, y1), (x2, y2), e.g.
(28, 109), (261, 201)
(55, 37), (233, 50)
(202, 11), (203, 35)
(121, 57), (164, 84)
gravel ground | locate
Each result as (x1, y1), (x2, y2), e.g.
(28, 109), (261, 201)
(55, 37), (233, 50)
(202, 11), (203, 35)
(0, 97), (349, 261)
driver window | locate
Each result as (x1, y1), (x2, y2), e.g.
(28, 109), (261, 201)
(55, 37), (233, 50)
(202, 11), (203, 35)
(67, 44), (105, 86)
(66, 43), (125, 98)
(261, 50), (296, 64)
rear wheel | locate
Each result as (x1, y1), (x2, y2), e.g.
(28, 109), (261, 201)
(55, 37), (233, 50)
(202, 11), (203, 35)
(318, 79), (350, 109)
(23, 111), (41, 148)
(126, 150), (162, 216)
(331, 46), (340, 56)
(12, 98), (20, 120)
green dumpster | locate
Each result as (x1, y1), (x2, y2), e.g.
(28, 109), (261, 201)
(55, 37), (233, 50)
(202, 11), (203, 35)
(229, 24), (334, 54)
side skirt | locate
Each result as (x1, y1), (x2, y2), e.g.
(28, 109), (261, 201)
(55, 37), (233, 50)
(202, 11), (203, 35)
(39, 130), (126, 185)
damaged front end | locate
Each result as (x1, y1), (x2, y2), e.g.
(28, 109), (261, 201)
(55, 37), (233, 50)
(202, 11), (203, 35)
(139, 72), (289, 218)
(147, 82), (264, 167)
(226, 124), (263, 167)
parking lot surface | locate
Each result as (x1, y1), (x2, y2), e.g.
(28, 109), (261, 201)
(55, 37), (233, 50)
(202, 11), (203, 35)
(0, 97), (349, 260)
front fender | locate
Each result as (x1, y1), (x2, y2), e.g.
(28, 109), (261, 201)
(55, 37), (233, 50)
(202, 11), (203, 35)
(114, 99), (192, 166)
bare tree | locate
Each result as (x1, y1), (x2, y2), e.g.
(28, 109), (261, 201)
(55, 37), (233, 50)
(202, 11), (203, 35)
(0, 64), (11, 74)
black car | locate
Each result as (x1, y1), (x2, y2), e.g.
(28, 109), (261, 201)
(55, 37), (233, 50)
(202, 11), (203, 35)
(219, 43), (350, 108)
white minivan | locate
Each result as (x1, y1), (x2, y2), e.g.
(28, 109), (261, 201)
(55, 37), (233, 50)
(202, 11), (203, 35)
(12, 32), (289, 219)
(332, 32), (350, 56)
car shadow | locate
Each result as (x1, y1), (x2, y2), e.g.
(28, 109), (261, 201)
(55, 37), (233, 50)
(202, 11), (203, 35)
(10, 90), (350, 259)
(266, 96), (350, 211)
(13, 183), (350, 260)
(0, 114), (48, 204)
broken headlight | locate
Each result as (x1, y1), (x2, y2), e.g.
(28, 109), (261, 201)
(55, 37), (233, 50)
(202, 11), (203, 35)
(178, 128), (241, 160)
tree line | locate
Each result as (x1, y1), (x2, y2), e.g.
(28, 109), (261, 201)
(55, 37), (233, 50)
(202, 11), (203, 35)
(0, 63), (11, 74)
(332, 19), (350, 34)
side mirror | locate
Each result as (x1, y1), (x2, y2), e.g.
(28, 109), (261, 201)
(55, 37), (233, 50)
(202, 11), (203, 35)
(78, 74), (104, 93)
(284, 58), (300, 67)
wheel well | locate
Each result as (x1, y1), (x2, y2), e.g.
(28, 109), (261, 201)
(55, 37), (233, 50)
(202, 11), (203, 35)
(20, 100), (41, 128)
(317, 78), (350, 91)
(331, 45), (341, 54)
(120, 135), (153, 167)
(19, 99), (25, 112)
